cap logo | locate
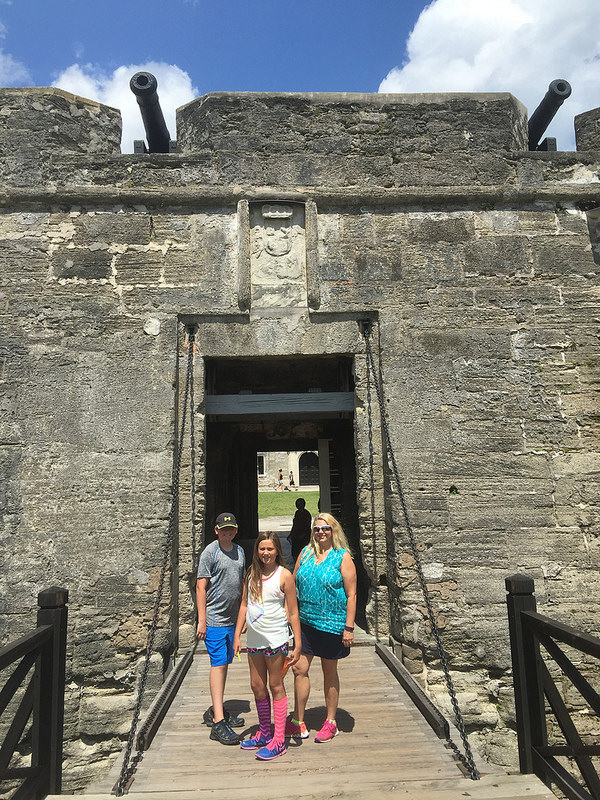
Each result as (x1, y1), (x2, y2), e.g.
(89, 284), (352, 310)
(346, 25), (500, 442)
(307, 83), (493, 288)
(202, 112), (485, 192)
(216, 512), (238, 529)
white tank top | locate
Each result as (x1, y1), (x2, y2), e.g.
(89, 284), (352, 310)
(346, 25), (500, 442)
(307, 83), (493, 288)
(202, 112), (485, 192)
(245, 566), (289, 650)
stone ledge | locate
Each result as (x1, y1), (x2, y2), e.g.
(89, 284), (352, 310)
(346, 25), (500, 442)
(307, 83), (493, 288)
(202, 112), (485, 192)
(1, 183), (600, 210)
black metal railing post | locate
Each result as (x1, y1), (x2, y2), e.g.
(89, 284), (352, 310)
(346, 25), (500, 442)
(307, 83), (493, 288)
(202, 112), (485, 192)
(505, 574), (547, 776)
(34, 587), (68, 797)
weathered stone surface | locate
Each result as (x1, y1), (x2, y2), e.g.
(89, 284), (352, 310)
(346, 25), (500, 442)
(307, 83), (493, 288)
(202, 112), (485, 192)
(575, 106), (600, 150)
(79, 691), (136, 736)
(62, 737), (124, 792)
(0, 88), (599, 790)
(473, 728), (520, 768)
(177, 92), (528, 188)
(0, 88), (121, 187)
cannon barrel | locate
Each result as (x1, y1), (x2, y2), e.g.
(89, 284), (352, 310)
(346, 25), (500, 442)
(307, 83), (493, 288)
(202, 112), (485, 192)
(528, 79), (572, 151)
(130, 71), (171, 153)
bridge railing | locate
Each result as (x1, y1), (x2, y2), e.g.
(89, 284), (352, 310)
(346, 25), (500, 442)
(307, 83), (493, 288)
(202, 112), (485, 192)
(506, 574), (600, 800)
(0, 587), (68, 800)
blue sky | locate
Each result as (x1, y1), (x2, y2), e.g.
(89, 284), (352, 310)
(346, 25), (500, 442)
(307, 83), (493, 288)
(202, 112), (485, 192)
(1, 0), (599, 151)
(1, 0), (427, 95)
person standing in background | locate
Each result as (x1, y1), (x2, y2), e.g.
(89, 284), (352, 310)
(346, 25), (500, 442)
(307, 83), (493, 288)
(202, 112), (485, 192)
(289, 497), (312, 563)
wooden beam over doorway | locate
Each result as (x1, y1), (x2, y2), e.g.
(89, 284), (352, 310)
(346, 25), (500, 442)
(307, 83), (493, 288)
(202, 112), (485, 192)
(205, 392), (354, 418)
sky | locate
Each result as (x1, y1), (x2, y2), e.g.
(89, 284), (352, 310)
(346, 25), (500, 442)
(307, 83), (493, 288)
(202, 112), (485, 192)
(1, 0), (599, 152)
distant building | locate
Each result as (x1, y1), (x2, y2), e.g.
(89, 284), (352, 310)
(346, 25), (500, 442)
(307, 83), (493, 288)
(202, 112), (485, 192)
(257, 450), (318, 489)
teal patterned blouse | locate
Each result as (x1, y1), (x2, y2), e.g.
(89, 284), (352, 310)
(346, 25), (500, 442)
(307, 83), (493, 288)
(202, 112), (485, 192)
(296, 547), (348, 634)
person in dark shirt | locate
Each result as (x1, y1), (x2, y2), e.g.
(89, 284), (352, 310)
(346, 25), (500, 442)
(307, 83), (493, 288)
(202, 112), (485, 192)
(289, 497), (312, 563)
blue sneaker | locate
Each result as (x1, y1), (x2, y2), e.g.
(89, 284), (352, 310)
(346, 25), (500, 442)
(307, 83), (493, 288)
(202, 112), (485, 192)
(256, 740), (286, 761)
(240, 731), (271, 750)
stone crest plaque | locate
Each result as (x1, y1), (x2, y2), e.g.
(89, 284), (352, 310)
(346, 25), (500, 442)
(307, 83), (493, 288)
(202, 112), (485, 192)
(249, 202), (307, 308)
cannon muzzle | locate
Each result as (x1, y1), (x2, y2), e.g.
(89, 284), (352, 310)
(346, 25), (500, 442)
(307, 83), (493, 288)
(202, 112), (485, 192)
(130, 71), (174, 153)
(528, 79), (572, 151)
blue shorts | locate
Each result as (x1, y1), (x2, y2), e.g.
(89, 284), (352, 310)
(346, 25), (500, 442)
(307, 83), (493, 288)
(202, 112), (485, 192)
(205, 625), (235, 667)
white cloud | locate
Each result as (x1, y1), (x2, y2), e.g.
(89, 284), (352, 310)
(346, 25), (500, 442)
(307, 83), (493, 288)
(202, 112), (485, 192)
(379, 0), (600, 150)
(0, 19), (31, 84)
(52, 62), (197, 153)
(0, 48), (30, 83)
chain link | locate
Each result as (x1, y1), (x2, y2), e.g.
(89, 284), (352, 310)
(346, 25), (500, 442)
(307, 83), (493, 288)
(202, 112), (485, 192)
(113, 326), (197, 796)
(362, 323), (480, 781)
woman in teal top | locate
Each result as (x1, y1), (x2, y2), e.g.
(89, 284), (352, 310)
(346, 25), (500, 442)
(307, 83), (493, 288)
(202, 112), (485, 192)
(286, 512), (357, 744)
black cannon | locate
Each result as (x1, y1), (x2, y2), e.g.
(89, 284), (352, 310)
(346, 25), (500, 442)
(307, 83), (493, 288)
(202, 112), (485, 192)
(528, 78), (572, 151)
(130, 71), (175, 153)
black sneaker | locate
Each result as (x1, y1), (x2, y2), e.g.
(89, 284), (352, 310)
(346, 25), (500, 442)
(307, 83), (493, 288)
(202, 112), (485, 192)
(203, 706), (245, 728)
(210, 719), (241, 745)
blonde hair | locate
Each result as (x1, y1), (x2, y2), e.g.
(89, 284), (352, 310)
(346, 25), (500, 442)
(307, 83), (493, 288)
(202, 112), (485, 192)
(305, 512), (352, 560)
(246, 531), (287, 602)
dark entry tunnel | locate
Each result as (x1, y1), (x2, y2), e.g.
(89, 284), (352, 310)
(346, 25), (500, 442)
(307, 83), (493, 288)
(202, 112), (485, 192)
(202, 355), (369, 626)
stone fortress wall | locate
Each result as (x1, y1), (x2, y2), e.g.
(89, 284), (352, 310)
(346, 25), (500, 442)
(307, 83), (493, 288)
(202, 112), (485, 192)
(1, 85), (599, 787)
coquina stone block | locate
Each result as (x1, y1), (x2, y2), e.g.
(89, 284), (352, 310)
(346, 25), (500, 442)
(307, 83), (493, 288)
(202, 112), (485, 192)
(0, 88), (121, 187)
(575, 106), (600, 150)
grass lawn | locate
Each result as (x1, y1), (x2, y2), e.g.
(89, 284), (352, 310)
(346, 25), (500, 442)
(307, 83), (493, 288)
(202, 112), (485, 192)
(258, 490), (319, 519)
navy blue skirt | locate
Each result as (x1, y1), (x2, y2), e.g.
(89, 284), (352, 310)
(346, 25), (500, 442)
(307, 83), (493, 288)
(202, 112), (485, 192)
(300, 622), (350, 660)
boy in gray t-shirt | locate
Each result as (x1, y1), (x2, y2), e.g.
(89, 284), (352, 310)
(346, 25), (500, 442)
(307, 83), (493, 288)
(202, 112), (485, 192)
(196, 512), (246, 744)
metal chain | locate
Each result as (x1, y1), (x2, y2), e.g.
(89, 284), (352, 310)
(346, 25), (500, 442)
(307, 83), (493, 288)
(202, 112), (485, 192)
(365, 355), (380, 633)
(113, 326), (197, 796)
(362, 322), (480, 781)
(366, 357), (376, 499)
(189, 341), (197, 563)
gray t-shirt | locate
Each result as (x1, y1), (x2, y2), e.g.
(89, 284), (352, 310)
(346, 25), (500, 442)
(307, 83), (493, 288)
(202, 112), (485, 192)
(197, 539), (245, 627)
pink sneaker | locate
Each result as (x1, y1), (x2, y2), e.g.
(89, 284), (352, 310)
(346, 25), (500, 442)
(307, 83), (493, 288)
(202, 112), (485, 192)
(285, 717), (309, 739)
(315, 719), (338, 742)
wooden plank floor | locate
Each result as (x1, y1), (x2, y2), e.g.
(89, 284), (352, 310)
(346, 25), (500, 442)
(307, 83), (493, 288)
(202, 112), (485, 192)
(70, 645), (555, 800)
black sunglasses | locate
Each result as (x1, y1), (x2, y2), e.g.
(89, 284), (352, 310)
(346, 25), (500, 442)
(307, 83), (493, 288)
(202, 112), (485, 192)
(313, 525), (332, 532)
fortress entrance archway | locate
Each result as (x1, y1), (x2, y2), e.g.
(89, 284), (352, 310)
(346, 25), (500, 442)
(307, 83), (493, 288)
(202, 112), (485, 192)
(202, 355), (369, 625)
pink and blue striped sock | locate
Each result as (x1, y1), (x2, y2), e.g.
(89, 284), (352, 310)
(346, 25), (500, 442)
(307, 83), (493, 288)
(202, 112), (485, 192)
(271, 696), (288, 746)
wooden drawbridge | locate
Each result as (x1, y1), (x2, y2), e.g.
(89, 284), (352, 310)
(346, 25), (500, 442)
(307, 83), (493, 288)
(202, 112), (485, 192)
(53, 644), (557, 800)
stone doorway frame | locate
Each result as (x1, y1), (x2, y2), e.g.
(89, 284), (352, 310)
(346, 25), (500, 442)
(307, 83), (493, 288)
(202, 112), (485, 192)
(175, 312), (389, 649)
